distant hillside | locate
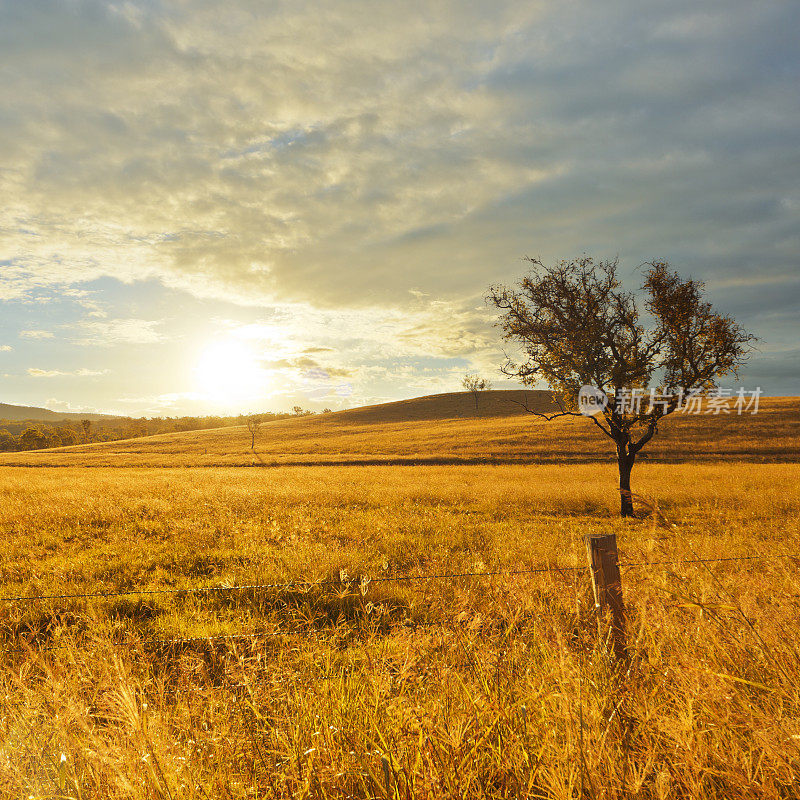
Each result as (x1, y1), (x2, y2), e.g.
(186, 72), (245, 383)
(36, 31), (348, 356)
(0, 401), (119, 423)
(0, 390), (797, 468)
(330, 389), (556, 423)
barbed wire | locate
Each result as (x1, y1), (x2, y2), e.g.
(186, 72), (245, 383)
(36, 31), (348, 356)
(619, 553), (800, 569)
(1, 553), (796, 606)
(2, 553), (798, 655)
(0, 564), (578, 605)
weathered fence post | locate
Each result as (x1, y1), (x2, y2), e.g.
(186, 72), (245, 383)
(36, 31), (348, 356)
(585, 533), (628, 664)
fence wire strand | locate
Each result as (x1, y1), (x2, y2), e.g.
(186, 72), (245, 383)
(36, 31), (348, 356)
(3, 552), (799, 655)
(1, 553), (796, 606)
(2, 552), (798, 655)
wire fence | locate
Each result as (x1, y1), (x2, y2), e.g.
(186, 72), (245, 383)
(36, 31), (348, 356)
(2, 553), (797, 606)
(5, 541), (800, 800)
(2, 551), (798, 655)
(5, 518), (800, 800)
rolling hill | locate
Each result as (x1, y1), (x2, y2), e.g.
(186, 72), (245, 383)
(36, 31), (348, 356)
(0, 390), (797, 468)
(0, 401), (118, 423)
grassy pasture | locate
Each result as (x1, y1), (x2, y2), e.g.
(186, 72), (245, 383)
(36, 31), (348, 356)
(1, 462), (799, 798)
(0, 393), (797, 467)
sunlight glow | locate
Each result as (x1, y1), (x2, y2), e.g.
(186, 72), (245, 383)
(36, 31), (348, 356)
(193, 340), (267, 409)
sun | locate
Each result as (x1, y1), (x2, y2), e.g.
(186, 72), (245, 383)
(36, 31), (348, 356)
(194, 339), (266, 409)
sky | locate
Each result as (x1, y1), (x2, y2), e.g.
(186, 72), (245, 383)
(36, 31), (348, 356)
(1, 0), (798, 417)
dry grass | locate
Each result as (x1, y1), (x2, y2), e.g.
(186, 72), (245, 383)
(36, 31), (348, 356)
(1, 462), (799, 798)
(0, 392), (797, 468)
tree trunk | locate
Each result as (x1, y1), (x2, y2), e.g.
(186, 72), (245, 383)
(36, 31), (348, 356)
(616, 445), (635, 518)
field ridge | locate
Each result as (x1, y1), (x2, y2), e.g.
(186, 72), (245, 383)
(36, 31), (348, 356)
(0, 390), (797, 467)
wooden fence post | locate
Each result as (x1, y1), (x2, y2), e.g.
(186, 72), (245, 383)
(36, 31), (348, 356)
(585, 533), (628, 664)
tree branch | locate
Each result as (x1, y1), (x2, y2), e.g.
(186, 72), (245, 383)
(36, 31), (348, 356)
(588, 414), (613, 438)
(503, 391), (615, 438)
(503, 392), (583, 421)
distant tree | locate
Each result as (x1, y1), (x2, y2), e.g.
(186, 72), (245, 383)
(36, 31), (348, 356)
(54, 426), (80, 447)
(0, 428), (15, 451)
(245, 414), (262, 451)
(175, 416), (201, 432)
(80, 419), (93, 443)
(462, 373), (493, 411)
(322, 408), (332, 414)
(18, 426), (52, 451)
(125, 420), (148, 439)
(488, 257), (755, 517)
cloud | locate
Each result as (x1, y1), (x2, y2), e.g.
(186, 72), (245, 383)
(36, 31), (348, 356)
(27, 368), (109, 378)
(0, 0), (797, 402)
(227, 293), (499, 362)
(20, 330), (54, 339)
(261, 355), (351, 378)
(0, 0), (793, 313)
(73, 318), (165, 345)
(112, 391), (209, 416)
(43, 398), (105, 415)
(0, 345), (12, 352)
(394, 300), (497, 358)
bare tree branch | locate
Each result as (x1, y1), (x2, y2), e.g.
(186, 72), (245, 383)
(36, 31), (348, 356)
(503, 392), (582, 421)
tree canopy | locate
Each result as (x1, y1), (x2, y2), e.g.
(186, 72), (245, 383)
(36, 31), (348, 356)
(488, 257), (755, 516)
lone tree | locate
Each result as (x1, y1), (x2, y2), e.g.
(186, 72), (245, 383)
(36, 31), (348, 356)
(245, 414), (262, 451)
(488, 257), (755, 517)
(462, 373), (493, 411)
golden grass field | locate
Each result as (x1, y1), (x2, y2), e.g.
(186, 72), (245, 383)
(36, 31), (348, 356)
(0, 392), (797, 468)
(1, 393), (799, 798)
